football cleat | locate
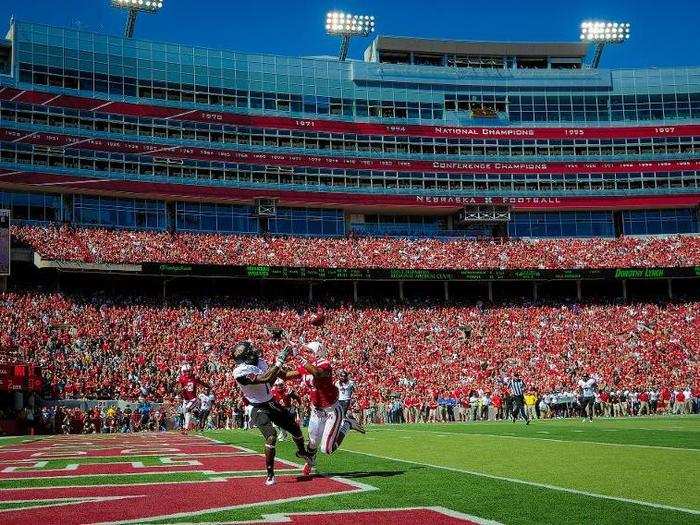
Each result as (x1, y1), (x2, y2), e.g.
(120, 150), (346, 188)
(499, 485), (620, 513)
(301, 461), (313, 477)
(345, 413), (366, 434)
(265, 475), (276, 486)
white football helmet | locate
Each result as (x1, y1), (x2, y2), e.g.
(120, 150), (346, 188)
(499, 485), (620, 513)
(180, 363), (191, 373)
(304, 341), (326, 360)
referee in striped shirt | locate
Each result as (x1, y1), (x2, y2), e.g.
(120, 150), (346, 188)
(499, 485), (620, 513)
(508, 372), (530, 425)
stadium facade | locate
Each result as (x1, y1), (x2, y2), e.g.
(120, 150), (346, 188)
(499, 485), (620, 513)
(0, 20), (698, 239)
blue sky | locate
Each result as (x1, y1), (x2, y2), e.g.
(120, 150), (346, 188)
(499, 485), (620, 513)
(2, 0), (699, 68)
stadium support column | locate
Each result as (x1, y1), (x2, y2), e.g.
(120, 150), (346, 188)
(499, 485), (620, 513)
(308, 282), (314, 303)
(0, 276), (6, 292)
(61, 194), (73, 224)
(444, 281), (449, 302)
(621, 279), (627, 301)
(613, 210), (624, 237)
(166, 201), (175, 233)
(488, 281), (493, 302)
(533, 282), (538, 302)
(576, 280), (582, 301)
(667, 279), (673, 300)
(399, 281), (405, 301)
(353, 280), (358, 302)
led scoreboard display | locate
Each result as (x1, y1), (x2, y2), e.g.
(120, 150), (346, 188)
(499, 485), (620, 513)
(0, 210), (9, 276)
(143, 263), (699, 281)
(0, 364), (43, 392)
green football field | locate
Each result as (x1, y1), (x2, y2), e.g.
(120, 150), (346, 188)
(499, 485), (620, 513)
(1, 416), (698, 524)
(201, 416), (700, 525)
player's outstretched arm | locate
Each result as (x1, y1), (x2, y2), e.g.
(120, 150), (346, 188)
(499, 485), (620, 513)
(296, 361), (331, 378)
(279, 369), (301, 380)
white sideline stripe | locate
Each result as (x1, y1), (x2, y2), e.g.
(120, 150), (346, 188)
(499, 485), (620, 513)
(623, 426), (700, 433)
(171, 506), (502, 524)
(341, 448), (700, 516)
(371, 428), (699, 452)
(0, 496), (141, 514)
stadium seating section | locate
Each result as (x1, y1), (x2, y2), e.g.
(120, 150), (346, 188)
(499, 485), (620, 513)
(1, 292), (696, 408)
(11, 225), (700, 269)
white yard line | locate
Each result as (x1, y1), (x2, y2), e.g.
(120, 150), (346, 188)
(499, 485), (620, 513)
(369, 428), (699, 452)
(341, 448), (700, 516)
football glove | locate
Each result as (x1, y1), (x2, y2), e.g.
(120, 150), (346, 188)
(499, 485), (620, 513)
(275, 346), (292, 367)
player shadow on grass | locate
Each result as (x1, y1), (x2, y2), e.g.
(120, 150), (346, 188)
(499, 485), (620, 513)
(297, 470), (407, 481)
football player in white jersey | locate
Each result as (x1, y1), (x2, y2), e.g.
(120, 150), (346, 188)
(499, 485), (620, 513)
(578, 373), (598, 422)
(232, 341), (312, 486)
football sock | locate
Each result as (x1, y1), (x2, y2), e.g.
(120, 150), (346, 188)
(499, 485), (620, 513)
(264, 443), (275, 477)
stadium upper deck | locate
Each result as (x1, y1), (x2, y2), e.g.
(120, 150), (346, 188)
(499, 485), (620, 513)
(0, 20), (698, 238)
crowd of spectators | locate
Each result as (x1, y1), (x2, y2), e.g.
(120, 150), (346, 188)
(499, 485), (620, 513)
(12, 225), (700, 269)
(1, 291), (697, 434)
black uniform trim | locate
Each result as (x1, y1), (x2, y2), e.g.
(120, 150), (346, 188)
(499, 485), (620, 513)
(251, 400), (302, 440)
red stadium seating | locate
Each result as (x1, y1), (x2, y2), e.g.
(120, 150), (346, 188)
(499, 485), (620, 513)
(1, 292), (697, 410)
(11, 225), (700, 269)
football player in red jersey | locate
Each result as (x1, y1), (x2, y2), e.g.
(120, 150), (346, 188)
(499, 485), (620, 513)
(177, 363), (209, 434)
(282, 341), (364, 476)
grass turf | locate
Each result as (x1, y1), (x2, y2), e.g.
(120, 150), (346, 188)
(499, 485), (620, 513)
(2, 417), (698, 524)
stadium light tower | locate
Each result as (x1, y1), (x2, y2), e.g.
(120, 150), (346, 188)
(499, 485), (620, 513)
(580, 21), (630, 68)
(326, 11), (375, 62)
(111, 0), (165, 39)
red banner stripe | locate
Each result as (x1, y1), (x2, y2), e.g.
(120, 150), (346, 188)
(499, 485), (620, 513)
(1, 128), (698, 175)
(1, 86), (699, 140)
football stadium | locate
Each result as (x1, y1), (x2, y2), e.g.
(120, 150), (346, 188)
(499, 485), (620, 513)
(0, 1), (698, 523)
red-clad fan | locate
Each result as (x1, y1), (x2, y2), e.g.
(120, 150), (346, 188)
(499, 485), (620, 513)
(177, 363), (209, 433)
(271, 378), (298, 408)
(270, 378), (301, 441)
(282, 341), (365, 477)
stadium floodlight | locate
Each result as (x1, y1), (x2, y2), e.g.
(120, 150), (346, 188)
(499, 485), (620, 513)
(580, 21), (630, 68)
(325, 11), (375, 62)
(111, 0), (165, 39)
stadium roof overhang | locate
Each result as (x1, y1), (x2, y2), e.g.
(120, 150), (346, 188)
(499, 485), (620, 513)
(365, 35), (589, 60)
(1, 169), (699, 215)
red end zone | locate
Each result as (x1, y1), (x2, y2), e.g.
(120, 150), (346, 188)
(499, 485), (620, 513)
(0, 474), (364, 524)
(0, 434), (371, 524)
(0, 434), (489, 524)
(241, 508), (496, 524)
